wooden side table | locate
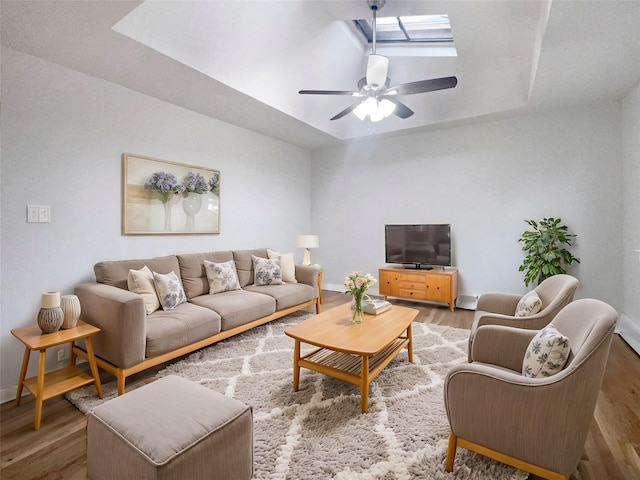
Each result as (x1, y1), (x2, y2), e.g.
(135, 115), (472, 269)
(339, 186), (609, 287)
(11, 320), (103, 430)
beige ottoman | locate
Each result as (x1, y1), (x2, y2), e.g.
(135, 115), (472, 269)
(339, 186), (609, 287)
(87, 375), (253, 480)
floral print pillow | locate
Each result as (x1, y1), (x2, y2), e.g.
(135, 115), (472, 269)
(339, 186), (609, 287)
(252, 255), (283, 286)
(204, 260), (241, 294)
(515, 290), (543, 317)
(522, 323), (571, 378)
(152, 271), (187, 311)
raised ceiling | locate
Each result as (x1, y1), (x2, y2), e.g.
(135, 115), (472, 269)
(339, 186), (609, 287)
(2, 0), (640, 150)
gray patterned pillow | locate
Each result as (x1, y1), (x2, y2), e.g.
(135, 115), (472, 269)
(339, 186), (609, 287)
(522, 323), (570, 378)
(252, 255), (282, 286)
(204, 260), (241, 294)
(515, 290), (543, 317)
(152, 271), (187, 311)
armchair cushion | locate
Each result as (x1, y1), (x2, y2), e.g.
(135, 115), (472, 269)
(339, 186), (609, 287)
(515, 290), (543, 317)
(522, 323), (570, 378)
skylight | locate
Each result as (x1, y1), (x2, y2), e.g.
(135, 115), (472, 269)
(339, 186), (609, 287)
(354, 14), (453, 44)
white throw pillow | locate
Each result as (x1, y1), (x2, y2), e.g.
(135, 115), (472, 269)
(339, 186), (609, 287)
(515, 290), (543, 317)
(522, 323), (571, 378)
(152, 271), (187, 311)
(267, 249), (297, 283)
(204, 260), (241, 294)
(127, 266), (160, 315)
(252, 255), (283, 286)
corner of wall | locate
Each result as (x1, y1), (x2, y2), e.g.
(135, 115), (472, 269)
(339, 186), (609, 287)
(617, 313), (640, 355)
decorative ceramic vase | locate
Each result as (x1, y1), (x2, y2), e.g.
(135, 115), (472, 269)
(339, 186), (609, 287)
(60, 294), (81, 329)
(351, 294), (364, 324)
(38, 292), (64, 333)
(183, 192), (203, 230)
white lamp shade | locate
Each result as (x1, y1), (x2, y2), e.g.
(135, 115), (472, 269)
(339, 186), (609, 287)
(296, 235), (319, 248)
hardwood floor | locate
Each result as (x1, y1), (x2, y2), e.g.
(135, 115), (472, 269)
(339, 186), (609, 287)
(1, 290), (638, 479)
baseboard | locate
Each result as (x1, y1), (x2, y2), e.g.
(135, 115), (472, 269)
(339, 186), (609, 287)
(1, 385), (20, 405)
(456, 295), (478, 310)
(617, 313), (640, 355)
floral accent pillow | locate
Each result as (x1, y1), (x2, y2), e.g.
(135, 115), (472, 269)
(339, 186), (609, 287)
(522, 323), (571, 378)
(515, 290), (543, 317)
(267, 249), (297, 283)
(152, 271), (187, 311)
(204, 260), (241, 294)
(252, 255), (283, 286)
(127, 266), (160, 315)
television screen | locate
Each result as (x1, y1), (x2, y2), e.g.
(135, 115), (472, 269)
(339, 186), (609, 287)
(385, 224), (451, 268)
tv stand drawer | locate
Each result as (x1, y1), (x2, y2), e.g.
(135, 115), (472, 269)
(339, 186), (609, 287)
(398, 288), (427, 299)
(398, 273), (427, 283)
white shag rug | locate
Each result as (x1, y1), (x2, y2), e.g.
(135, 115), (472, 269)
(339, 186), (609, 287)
(66, 310), (527, 480)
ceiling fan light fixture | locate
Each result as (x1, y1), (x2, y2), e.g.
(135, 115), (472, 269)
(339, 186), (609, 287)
(366, 54), (389, 88)
(353, 96), (395, 122)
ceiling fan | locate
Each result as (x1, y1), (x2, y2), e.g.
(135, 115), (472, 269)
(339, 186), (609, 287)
(299, 0), (457, 122)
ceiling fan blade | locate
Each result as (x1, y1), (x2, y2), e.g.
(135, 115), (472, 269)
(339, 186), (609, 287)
(387, 76), (458, 95)
(366, 54), (389, 88)
(381, 97), (414, 119)
(330, 103), (360, 121)
(299, 89), (359, 96)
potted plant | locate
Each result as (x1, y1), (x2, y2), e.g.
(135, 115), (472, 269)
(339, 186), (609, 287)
(518, 217), (580, 287)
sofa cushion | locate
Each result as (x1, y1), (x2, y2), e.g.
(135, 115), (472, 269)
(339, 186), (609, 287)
(145, 303), (221, 358)
(204, 260), (241, 294)
(95, 255), (181, 290)
(244, 283), (316, 311)
(127, 266), (160, 315)
(189, 290), (275, 331)
(232, 249), (269, 287)
(267, 249), (297, 283)
(522, 323), (570, 378)
(252, 255), (283, 286)
(515, 290), (543, 317)
(153, 271), (187, 311)
(177, 251), (234, 300)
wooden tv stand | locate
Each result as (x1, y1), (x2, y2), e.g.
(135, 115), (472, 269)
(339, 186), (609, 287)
(379, 266), (458, 311)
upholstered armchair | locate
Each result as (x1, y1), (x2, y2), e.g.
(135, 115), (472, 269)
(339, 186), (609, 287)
(444, 298), (618, 480)
(468, 274), (579, 361)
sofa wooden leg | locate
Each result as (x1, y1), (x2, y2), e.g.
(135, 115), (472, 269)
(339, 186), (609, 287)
(315, 298), (321, 314)
(117, 371), (126, 395)
(446, 430), (457, 472)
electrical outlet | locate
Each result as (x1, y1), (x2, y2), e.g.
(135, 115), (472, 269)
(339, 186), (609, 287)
(57, 348), (65, 362)
(38, 206), (51, 223)
(27, 205), (39, 223)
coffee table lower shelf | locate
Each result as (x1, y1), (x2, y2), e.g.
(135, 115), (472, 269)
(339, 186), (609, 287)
(297, 337), (409, 413)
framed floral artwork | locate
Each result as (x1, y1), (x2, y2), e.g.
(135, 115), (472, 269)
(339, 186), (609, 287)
(122, 153), (220, 234)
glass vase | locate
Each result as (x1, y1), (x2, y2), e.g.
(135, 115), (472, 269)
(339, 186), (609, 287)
(163, 201), (172, 231)
(351, 295), (364, 323)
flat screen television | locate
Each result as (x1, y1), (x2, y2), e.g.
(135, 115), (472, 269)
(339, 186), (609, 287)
(385, 224), (451, 269)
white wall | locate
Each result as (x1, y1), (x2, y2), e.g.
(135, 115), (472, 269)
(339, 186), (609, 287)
(310, 102), (624, 312)
(620, 81), (640, 352)
(0, 48), (312, 401)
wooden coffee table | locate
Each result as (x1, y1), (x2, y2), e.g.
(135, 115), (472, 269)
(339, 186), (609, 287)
(285, 302), (418, 413)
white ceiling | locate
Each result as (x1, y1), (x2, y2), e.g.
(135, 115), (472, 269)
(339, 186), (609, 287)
(2, 0), (640, 150)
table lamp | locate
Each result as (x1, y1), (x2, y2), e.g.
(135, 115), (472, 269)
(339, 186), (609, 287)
(296, 235), (319, 265)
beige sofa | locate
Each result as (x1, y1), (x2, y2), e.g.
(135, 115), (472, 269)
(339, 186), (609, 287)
(74, 248), (319, 394)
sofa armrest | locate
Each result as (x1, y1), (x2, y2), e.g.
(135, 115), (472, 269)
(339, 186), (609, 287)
(294, 265), (319, 294)
(471, 325), (537, 370)
(74, 283), (147, 369)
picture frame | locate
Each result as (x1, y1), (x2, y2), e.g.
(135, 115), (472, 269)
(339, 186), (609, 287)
(122, 153), (220, 235)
